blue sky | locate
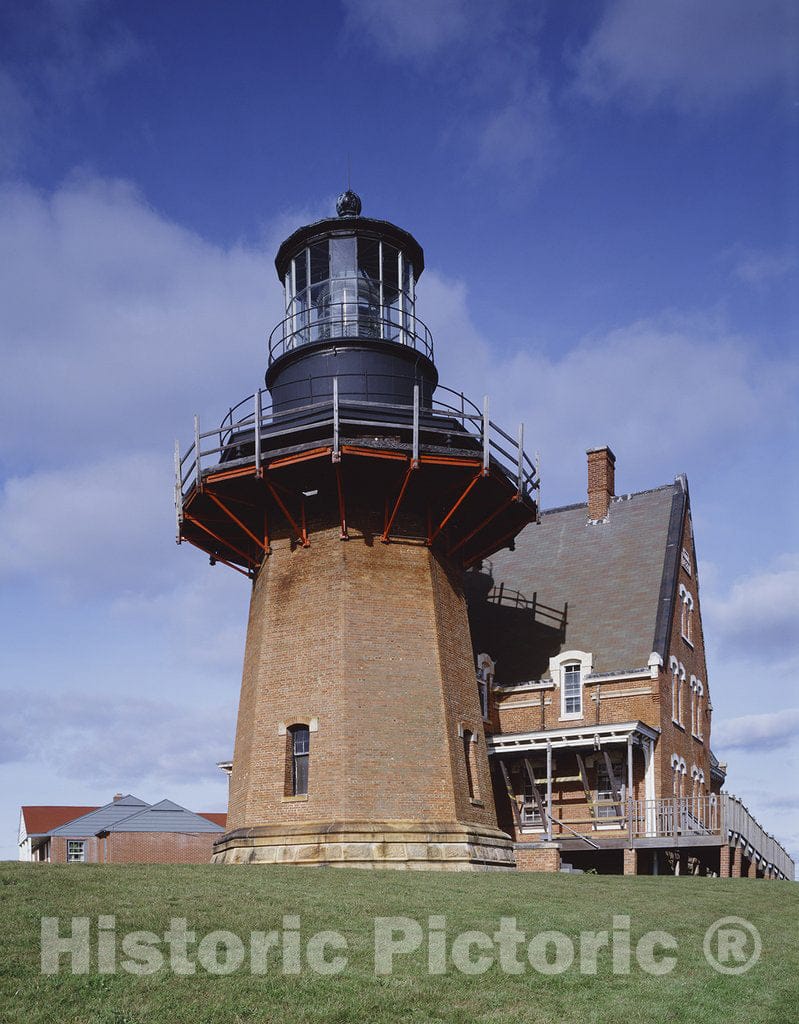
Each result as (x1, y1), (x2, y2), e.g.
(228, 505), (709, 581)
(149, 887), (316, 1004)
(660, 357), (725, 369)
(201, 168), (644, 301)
(1, 0), (797, 861)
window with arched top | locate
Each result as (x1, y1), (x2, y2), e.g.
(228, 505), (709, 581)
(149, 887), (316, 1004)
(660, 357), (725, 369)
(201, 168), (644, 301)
(550, 650), (592, 721)
(679, 584), (695, 645)
(562, 663), (582, 717)
(693, 679), (704, 739)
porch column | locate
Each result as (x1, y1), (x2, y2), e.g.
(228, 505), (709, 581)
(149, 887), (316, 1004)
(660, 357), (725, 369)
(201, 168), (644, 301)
(643, 737), (656, 836)
(719, 844), (731, 878)
(546, 740), (553, 842)
(623, 848), (637, 876)
(732, 845), (742, 878)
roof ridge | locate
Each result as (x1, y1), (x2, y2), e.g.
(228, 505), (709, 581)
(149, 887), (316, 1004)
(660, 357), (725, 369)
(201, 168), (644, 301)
(541, 481), (676, 516)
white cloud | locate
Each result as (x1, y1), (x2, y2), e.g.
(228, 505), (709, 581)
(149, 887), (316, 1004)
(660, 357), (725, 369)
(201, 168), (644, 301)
(730, 248), (799, 288)
(703, 555), (799, 658)
(422, 271), (794, 499)
(344, 0), (555, 180)
(0, 451), (173, 596)
(572, 0), (796, 111)
(343, 0), (473, 60)
(0, 688), (235, 786)
(712, 708), (799, 752)
(0, 1), (140, 171)
(0, 175), (281, 470)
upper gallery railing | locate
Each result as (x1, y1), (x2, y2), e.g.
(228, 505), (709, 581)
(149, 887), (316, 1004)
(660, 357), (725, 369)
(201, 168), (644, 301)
(268, 302), (434, 364)
(176, 377), (538, 521)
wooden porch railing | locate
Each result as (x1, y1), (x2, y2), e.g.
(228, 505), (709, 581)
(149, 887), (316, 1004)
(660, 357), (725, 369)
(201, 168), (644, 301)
(526, 794), (794, 879)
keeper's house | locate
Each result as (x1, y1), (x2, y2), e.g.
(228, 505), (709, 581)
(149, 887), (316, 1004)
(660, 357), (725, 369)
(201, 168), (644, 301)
(18, 794), (226, 864)
(467, 446), (794, 879)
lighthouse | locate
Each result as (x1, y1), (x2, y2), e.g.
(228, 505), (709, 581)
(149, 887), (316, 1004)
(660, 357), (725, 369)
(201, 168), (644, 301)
(175, 192), (538, 869)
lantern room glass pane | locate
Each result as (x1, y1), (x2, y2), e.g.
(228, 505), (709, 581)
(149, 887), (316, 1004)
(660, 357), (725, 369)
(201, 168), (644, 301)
(309, 241), (329, 284)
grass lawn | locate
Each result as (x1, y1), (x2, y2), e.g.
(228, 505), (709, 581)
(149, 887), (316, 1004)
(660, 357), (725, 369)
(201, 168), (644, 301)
(2, 862), (798, 1024)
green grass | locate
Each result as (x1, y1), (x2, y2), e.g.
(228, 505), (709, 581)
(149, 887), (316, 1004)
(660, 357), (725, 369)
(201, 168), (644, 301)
(2, 862), (798, 1024)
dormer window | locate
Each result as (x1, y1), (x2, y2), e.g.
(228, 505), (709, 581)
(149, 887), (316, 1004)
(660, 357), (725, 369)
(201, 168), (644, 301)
(551, 650), (592, 721)
(562, 663), (582, 717)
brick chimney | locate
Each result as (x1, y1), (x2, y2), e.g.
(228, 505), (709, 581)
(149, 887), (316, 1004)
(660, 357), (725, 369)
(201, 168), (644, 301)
(112, 793), (124, 802)
(587, 446), (616, 521)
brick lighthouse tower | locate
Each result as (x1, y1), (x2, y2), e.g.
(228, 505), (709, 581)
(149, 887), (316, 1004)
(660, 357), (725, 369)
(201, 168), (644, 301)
(175, 192), (538, 869)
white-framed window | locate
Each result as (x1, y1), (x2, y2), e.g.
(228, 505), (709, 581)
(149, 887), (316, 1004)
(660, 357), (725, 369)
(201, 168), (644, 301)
(669, 656), (686, 726)
(690, 765), (705, 799)
(681, 547), (692, 576)
(595, 762), (617, 820)
(692, 678), (704, 739)
(551, 650), (591, 720)
(678, 584), (695, 645)
(521, 770), (543, 828)
(67, 840), (86, 863)
(476, 653), (495, 721)
(562, 663), (582, 717)
(671, 754), (687, 799)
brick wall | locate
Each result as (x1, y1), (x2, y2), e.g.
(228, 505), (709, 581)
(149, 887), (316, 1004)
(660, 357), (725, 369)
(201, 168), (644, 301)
(227, 517), (499, 834)
(50, 833), (216, 863)
(657, 507), (712, 801)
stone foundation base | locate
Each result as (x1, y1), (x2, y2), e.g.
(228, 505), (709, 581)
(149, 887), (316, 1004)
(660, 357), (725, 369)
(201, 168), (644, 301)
(212, 820), (516, 871)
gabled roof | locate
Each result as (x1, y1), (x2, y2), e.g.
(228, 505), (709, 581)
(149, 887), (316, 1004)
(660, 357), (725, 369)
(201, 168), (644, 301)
(49, 795), (149, 837)
(21, 806), (99, 836)
(106, 799), (224, 833)
(471, 479), (686, 679)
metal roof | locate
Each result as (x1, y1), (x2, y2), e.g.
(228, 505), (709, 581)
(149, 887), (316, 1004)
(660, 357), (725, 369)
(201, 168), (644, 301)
(488, 720), (660, 754)
(49, 795), (148, 836)
(107, 799), (224, 833)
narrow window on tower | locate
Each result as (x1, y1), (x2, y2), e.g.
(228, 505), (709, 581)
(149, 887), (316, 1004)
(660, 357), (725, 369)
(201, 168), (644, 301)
(288, 724), (310, 797)
(462, 729), (479, 800)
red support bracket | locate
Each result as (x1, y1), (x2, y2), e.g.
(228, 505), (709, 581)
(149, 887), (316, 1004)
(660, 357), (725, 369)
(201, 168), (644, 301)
(183, 536), (252, 578)
(264, 479), (309, 548)
(428, 471), (482, 547)
(206, 490), (268, 553)
(463, 523), (525, 569)
(448, 494), (516, 556)
(184, 513), (254, 569)
(381, 461), (416, 543)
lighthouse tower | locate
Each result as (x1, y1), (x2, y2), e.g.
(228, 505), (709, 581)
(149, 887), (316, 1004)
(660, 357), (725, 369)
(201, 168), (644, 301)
(175, 193), (538, 869)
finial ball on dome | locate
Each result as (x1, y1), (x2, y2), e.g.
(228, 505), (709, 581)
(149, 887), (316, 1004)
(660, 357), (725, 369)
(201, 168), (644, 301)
(336, 190), (362, 217)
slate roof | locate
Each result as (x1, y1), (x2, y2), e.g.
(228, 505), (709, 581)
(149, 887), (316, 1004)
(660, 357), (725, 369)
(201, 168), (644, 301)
(21, 806), (98, 836)
(48, 795), (149, 836)
(469, 478), (686, 681)
(107, 799), (224, 833)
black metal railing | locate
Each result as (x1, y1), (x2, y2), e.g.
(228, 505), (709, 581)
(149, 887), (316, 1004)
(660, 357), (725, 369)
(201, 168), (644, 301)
(267, 302), (434, 363)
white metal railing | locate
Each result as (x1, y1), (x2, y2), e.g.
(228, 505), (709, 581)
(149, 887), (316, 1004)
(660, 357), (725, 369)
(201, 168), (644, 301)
(175, 378), (539, 540)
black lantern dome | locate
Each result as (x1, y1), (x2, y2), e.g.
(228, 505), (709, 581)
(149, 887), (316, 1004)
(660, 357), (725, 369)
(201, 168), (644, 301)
(266, 195), (437, 414)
